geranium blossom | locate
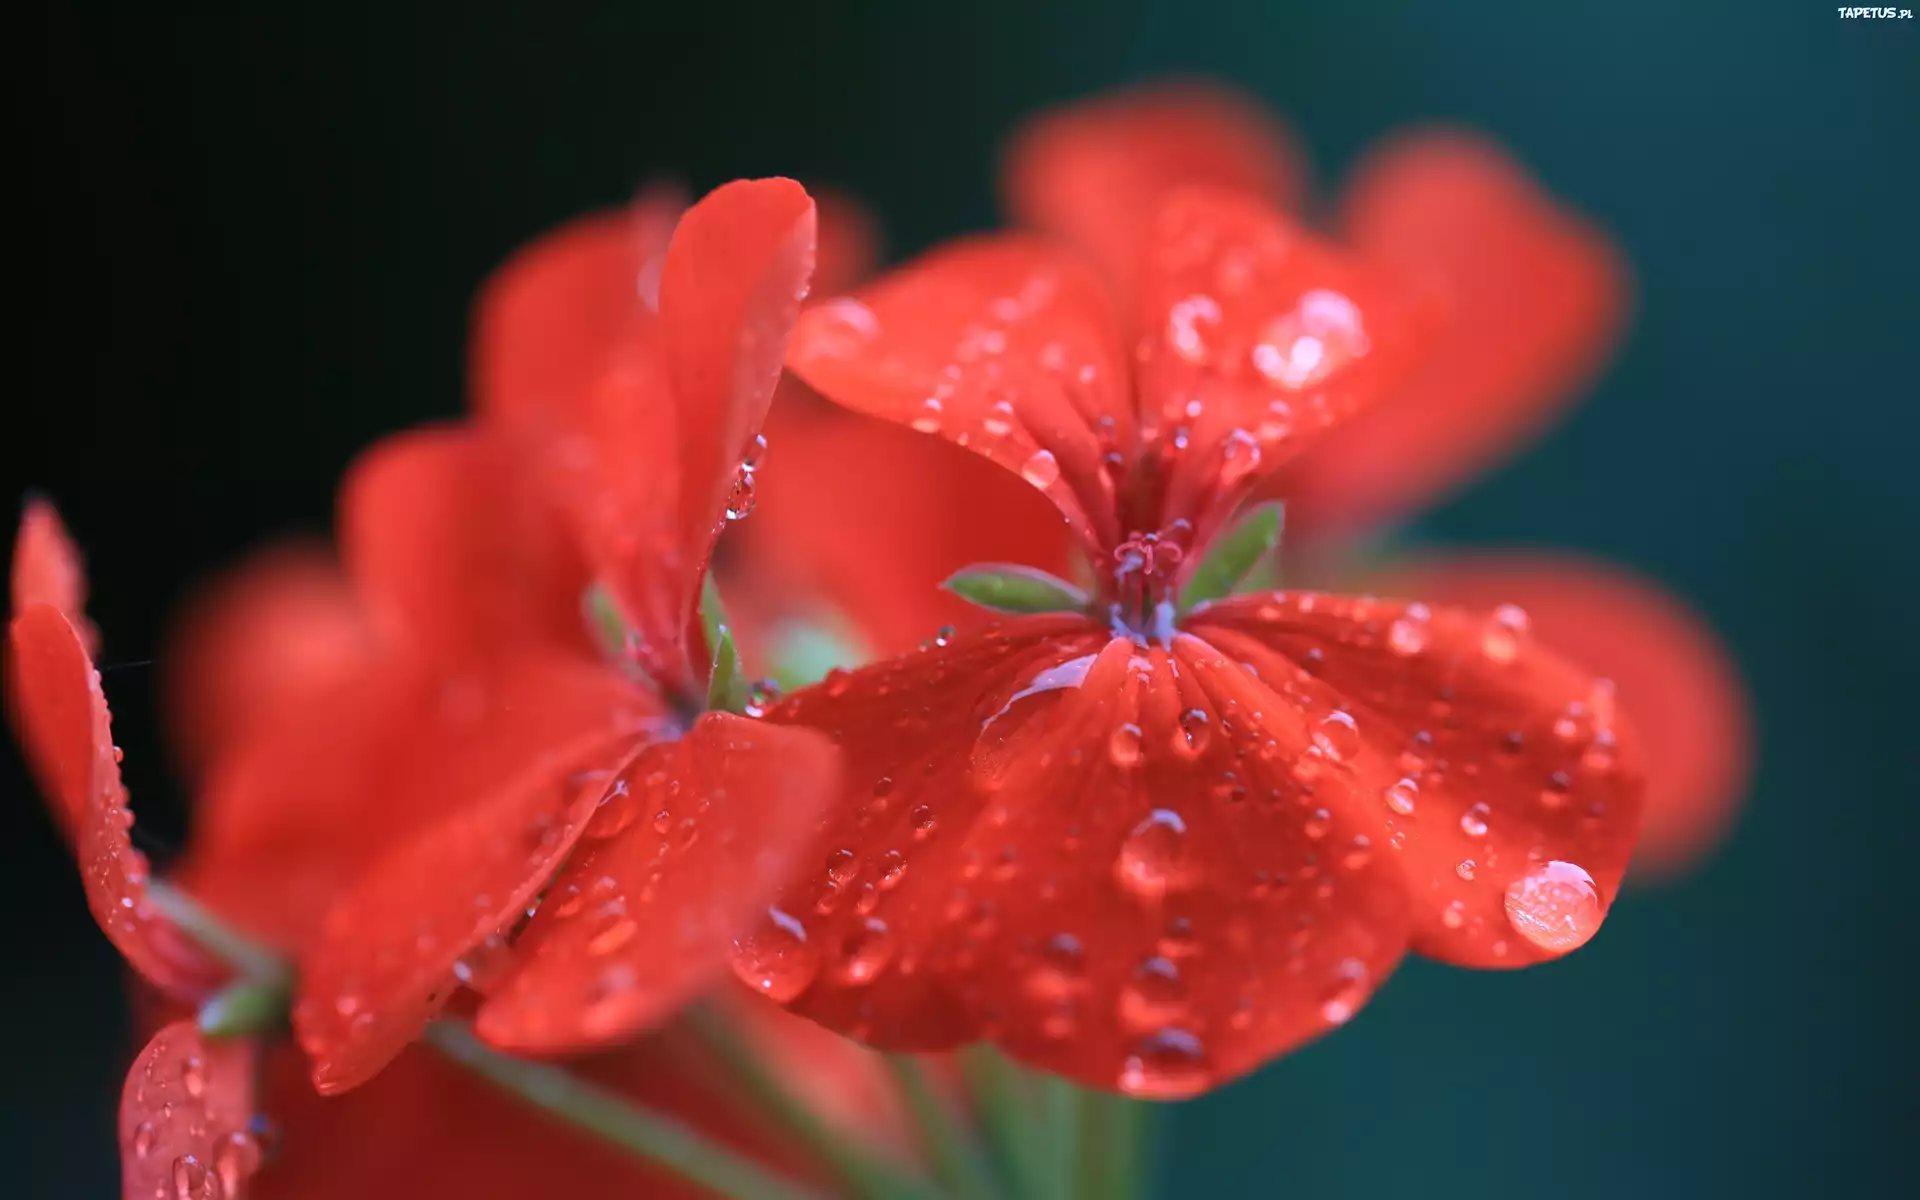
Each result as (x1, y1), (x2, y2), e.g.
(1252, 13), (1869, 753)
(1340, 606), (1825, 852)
(735, 179), (1645, 1098)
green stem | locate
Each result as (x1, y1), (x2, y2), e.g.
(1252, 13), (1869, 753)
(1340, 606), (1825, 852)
(425, 1022), (823, 1200)
(145, 880), (287, 985)
(1080, 1093), (1154, 1200)
(685, 1005), (941, 1200)
(1036, 1076), (1083, 1200)
(886, 1055), (1005, 1200)
(958, 1047), (1049, 1199)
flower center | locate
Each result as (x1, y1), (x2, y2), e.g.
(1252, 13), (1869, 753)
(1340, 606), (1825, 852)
(1105, 520), (1193, 645)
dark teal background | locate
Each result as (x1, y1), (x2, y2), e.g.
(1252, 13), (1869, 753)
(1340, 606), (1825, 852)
(5, 2), (1915, 1195)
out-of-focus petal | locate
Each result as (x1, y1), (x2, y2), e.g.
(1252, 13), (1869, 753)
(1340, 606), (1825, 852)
(737, 394), (1078, 658)
(1376, 551), (1751, 878)
(470, 185), (683, 426)
(120, 1020), (259, 1200)
(788, 237), (1130, 551)
(339, 425), (594, 667)
(163, 544), (375, 779)
(1275, 130), (1627, 541)
(814, 185), (883, 296)
(761, 625), (1410, 1096)
(476, 714), (840, 1054)
(291, 659), (662, 1093)
(7, 603), (225, 996)
(1003, 81), (1308, 298)
(1133, 188), (1432, 547)
(10, 496), (97, 650)
(1190, 591), (1644, 966)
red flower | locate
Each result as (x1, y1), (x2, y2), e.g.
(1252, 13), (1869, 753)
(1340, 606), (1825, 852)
(7, 180), (918, 1197)
(737, 180), (1643, 1098)
(1002, 83), (1751, 872)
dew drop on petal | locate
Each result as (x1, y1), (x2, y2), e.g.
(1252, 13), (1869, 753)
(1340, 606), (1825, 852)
(1383, 777), (1419, 816)
(1118, 1028), (1212, 1099)
(179, 1054), (206, 1099)
(1387, 605), (1431, 656)
(1504, 861), (1605, 954)
(1118, 956), (1188, 1033)
(728, 905), (820, 1002)
(1319, 957), (1370, 1025)
(214, 1130), (261, 1197)
(832, 917), (896, 985)
(132, 1122), (157, 1159)
(1108, 722), (1144, 768)
(1313, 710), (1361, 762)
(1459, 802), (1491, 839)
(1114, 809), (1193, 898)
(1020, 449), (1061, 489)
(1481, 604), (1530, 664)
(171, 1155), (210, 1200)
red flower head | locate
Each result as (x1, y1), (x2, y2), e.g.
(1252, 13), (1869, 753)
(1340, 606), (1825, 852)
(998, 83), (1752, 875)
(7, 180), (932, 1198)
(743, 179), (1646, 1099)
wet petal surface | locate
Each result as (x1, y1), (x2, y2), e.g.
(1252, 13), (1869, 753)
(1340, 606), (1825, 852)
(120, 1020), (258, 1200)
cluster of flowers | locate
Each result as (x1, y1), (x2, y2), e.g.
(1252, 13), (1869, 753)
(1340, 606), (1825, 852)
(7, 84), (1750, 1199)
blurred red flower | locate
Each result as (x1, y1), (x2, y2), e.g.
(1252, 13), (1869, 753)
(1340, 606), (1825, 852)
(738, 175), (1645, 1098)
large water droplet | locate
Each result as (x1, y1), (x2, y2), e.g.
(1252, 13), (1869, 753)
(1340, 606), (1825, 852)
(724, 469), (758, 521)
(453, 933), (514, 993)
(1459, 802), (1491, 839)
(1118, 956), (1188, 1033)
(171, 1155), (211, 1200)
(213, 1130), (261, 1197)
(1504, 861), (1604, 954)
(832, 917), (896, 985)
(1114, 809), (1193, 898)
(1108, 722), (1144, 768)
(1481, 604), (1530, 664)
(1383, 777), (1420, 816)
(1020, 449), (1061, 489)
(132, 1121), (157, 1159)
(1313, 710), (1361, 762)
(728, 905), (819, 1002)
(1118, 1028), (1212, 1099)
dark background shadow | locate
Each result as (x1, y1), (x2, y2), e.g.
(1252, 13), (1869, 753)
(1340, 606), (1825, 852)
(5, 1), (1915, 1195)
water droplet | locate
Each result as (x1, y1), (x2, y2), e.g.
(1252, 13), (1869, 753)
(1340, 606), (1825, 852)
(910, 805), (938, 840)
(1108, 722), (1144, 768)
(1304, 808), (1332, 839)
(825, 848), (860, 886)
(1456, 859), (1477, 881)
(1387, 605), (1431, 656)
(1020, 449), (1061, 489)
(1459, 802), (1491, 839)
(1319, 958), (1370, 1025)
(1025, 932), (1087, 1002)
(740, 433), (768, 473)
(983, 400), (1016, 437)
(132, 1121), (157, 1159)
(454, 933), (514, 992)
(1539, 771), (1573, 809)
(878, 849), (907, 890)
(1118, 956), (1188, 1033)
(171, 1155), (210, 1200)
(1383, 777), (1419, 816)
(179, 1054), (206, 1099)
(832, 917), (895, 985)
(1118, 1028), (1212, 1099)
(1313, 710), (1361, 762)
(1481, 604), (1530, 664)
(724, 473), (758, 523)
(1504, 861), (1604, 953)
(213, 1130), (261, 1196)
(728, 906), (819, 1002)
(1176, 708), (1212, 756)
(1440, 900), (1467, 929)
(1114, 809), (1193, 898)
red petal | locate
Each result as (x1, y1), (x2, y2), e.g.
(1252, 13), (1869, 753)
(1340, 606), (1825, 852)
(120, 1020), (259, 1200)
(339, 425), (593, 667)
(7, 603), (225, 995)
(1189, 590), (1644, 967)
(470, 186), (683, 425)
(475, 713), (840, 1053)
(10, 497), (97, 650)
(762, 625), (1411, 1096)
(814, 185), (883, 297)
(1002, 81), (1309, 297)
(1377, 552), (1751, 878)
(736, 389), (1079, 658)
(162, 543), (375, 778)
(1133, 189), (1432, 545)
(1276, 131), (1627, 540)
(291, 659), (660, 1092)
(788, 237), (1130, 550)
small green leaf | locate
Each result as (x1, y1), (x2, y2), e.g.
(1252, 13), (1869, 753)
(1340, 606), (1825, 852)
(1179, 502), (1285, 610)
(198, 976), (289, 1039)
(944, 564), (1089, 615)
(706, 624), (749, 714)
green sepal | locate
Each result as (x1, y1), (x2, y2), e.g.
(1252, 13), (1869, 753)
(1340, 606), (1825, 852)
(1179, 502), (1285, 610)
(701, 574), (749, 714)
(944, 563), (1089, 615)
(197, 976), (289, 1039)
